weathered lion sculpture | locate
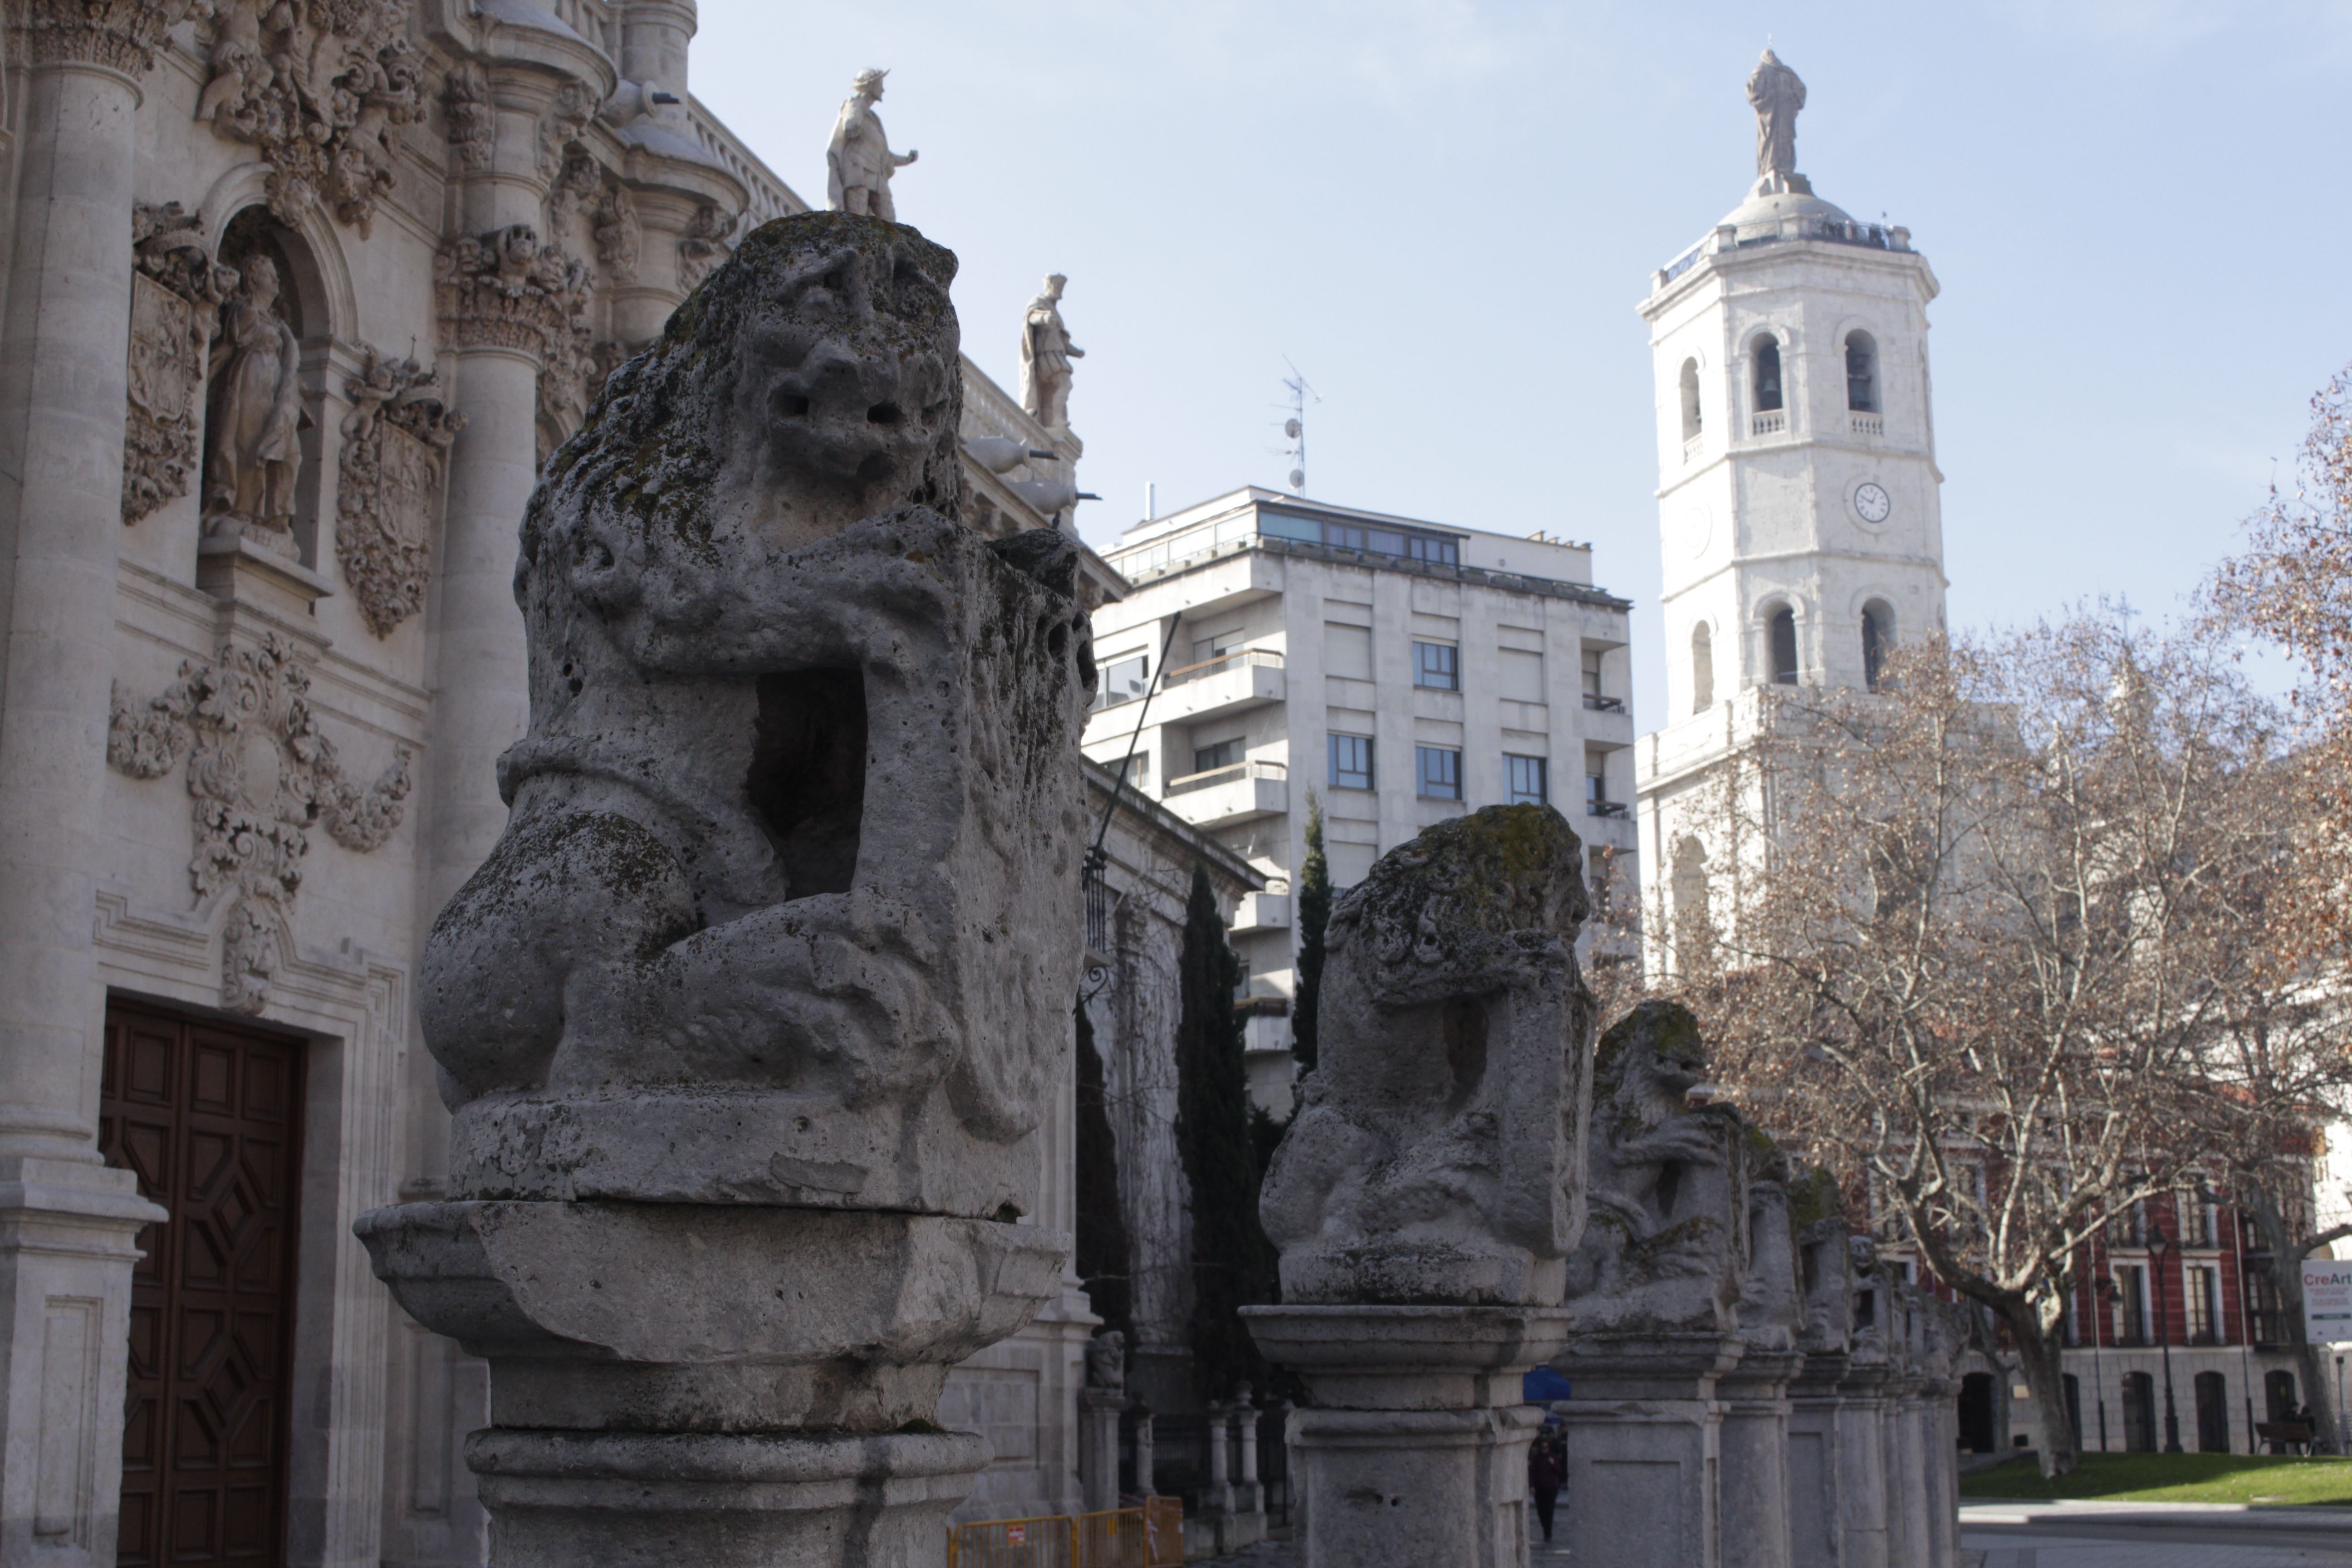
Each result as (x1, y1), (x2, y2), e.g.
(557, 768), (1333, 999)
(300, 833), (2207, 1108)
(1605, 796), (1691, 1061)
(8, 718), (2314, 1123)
(420, 212), (1096, 1220)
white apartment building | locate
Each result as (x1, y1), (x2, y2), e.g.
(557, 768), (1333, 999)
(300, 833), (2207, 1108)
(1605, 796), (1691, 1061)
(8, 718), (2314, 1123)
(1083, 488), (1637, 1112)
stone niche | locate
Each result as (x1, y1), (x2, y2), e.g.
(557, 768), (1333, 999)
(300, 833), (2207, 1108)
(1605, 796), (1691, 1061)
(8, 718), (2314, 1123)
(359, 212), (1096, 1564)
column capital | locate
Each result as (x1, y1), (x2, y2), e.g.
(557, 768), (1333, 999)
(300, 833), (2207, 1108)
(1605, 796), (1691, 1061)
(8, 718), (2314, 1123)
(8, 0), (186, 75)
(435, 225), (585, 360)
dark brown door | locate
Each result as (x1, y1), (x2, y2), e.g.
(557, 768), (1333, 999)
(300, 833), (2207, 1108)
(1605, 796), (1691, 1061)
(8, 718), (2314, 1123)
(100, 1004), (305, 1566)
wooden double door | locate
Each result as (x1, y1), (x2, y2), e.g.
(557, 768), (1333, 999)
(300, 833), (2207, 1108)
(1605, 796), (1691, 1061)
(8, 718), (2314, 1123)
(99, 1004), (306, 1566)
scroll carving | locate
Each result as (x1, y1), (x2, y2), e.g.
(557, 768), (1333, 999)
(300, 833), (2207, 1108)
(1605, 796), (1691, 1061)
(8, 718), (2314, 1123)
(124, 202), (231, 525)
(194, 0), (423, 237)
(677, 201), (737, 293)
(108, 632), (412, 1013)
(336, 348), (463, 637)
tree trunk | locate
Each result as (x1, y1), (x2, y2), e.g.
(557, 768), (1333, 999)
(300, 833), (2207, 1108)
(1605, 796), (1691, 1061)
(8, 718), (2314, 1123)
(1993, 1292), (2080, 1479)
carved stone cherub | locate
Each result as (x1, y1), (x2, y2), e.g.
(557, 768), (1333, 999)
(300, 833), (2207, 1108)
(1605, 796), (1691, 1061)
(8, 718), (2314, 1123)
(420, 212), (1096, 1221)
(1086, 1329), (1127, 1392)
(1258, 804), (1595, 1306)
(1561, 1000), (1748, 1334)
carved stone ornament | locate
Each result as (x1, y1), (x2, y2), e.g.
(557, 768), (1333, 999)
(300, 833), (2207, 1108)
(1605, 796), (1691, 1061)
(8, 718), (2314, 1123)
(336, 346), (464, 637)
(108, 631), (412, 1013)
(124, 202), (233, 525)
(676, 201), (737, 293)
(593, 182), (640, 284)
(194, 0), (424, 237)
(442, 59), (493, 171)
(534, 76), (595, 183)
(10, 0), (189, 73)
(434, 223), (583, 355)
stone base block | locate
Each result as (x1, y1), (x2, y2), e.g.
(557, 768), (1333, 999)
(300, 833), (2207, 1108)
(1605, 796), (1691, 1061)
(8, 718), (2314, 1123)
(469, 1427), (986, 1568)
(1552, 1333), (1745, 1568)
(1287, 1407), (1536, 1568)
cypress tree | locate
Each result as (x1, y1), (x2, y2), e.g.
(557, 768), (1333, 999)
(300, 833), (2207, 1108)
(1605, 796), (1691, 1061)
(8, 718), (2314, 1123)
(1174, 863), (1274, 1405)
(1072, 997), (1132, 1338)
(1291, 791), (1333, 1075)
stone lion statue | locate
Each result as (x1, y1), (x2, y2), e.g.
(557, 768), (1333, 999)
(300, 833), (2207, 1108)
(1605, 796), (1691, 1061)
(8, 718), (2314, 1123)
(1258, 804), (1595, 1306)
(420, 212), (1096, 1221)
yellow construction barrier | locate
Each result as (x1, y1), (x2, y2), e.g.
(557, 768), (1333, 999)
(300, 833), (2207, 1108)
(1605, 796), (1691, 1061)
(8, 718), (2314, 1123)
(947, 1500), (1182, 1568)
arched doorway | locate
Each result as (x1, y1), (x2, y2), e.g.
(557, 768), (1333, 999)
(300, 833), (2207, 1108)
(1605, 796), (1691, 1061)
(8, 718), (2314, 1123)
(2194, 1371), (2230, 1453)
(2121, 1371), (2157, 1453)
(1957, 1372), (1996, 1453)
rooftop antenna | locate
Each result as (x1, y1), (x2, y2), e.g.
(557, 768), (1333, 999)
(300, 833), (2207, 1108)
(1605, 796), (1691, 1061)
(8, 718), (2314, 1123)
(1279, 361), (1320, 493)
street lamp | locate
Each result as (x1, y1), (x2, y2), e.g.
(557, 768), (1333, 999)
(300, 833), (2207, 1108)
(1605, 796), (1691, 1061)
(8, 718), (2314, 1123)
(2151, 1226), (2184, 1453)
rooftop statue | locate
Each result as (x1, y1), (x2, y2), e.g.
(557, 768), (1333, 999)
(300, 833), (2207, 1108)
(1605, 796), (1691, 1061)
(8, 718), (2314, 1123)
(1019, 273), (1084, 430)
(827, 68), (917, 221)
(1746, 47), (1811, 196)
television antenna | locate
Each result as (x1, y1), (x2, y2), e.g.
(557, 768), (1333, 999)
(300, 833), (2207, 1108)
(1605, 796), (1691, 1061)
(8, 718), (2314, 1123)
(1279, 362), (1319, 493)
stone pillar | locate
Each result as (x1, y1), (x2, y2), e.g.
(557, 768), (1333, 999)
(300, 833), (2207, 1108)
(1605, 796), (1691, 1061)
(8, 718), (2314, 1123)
(1251, 1307), (1569, 1568)
(1205, 1403), (1233, 1518)
(362, 215), (1090, 1565)
(1078, 1387), (1123, 1513)
(1894, 1377), (1932, 1568)
(1554, 1333), (1745, 1568)
(618, 0), (695, 92)
(1720, 1348), (1801, 1568)
(1131, 1406), (1155, 1497)
(1236, 1395), (1262, 1513)
(0, 8), (177, 1564)
(1786, 1353), (1849, 1567)
(1834, 1362), (1893, 1568)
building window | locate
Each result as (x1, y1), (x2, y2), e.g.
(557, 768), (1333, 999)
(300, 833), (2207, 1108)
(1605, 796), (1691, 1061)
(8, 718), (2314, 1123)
(1862, 604), (1890, 691)
(1412, 641), (1460, 691)
(1691, 622), (1715, 711)
(2185, 1264), (2220, 1345)
(1679, 356), (1702, 440)
(1320, 520), (1458, 564)
(1093, 652), (1149, 709)
(1753, 335), (1784, 413)
(1192, 737), (1242, 775)
(1505, 754), (1548, 806)
(1768, 607), (1799, 686)
(1112, 752), (1150, 789)
(1406, 535), (1459, 565)
(1415, 745), (1461, 800)
(1584, 754), (1623, 817)
(2114, 1264), (2149, 1346)
(1328, 734), (1374, 791)
(1582, 647), (1604, 699)
(1845, 329), (1878, 412)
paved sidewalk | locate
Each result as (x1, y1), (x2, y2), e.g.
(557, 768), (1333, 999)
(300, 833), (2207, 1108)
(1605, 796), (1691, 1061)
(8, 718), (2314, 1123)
(1961, 1499), (2352, 1567)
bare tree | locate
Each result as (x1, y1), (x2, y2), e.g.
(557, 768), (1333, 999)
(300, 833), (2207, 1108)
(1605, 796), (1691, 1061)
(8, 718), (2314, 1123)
(1659, 612), (2310, 1477)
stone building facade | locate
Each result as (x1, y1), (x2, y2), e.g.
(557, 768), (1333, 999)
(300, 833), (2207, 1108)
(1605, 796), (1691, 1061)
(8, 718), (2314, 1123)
(0, 5), (1102, 1562)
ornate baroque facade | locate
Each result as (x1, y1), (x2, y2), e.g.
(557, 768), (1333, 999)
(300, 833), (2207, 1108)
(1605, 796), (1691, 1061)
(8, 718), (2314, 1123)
(0, 4), (1102, 1562)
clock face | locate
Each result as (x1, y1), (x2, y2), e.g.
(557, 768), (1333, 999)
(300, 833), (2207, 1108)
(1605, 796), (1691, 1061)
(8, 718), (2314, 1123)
(1854, 482), (1892, 524)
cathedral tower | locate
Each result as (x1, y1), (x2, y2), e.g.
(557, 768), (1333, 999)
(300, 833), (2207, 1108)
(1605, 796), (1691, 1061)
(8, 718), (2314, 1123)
(1634, 52), (1949, 969)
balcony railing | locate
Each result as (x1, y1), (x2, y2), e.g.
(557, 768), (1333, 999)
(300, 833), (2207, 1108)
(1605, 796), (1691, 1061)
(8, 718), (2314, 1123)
(1850, 412), (1883, 438)
(1682, 432), (1704, 464)
(1166, 647), (1284, 686)
(1586, 800), (1628, 820)
(1166, 759), (1288, 797)
(1751, 410), (1787, 437)
(1583, 693), (1626, 713)
(1083, 847), (1109, 956)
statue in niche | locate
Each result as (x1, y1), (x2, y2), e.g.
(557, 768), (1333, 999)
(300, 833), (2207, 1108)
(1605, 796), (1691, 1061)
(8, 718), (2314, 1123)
(826, 68), (916, 220)
(1746, 48), (1810, 195)
(202, 251), (307, 558)
(1086, 1329), (1127, 1392)
(419, 212), (1094, 1220)
(1019, 273), (1084, 430)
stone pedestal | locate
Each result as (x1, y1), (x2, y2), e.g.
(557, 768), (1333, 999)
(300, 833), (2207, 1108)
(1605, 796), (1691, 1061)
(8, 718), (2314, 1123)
(358, 1202), (1065, 1563)
(1247, 1305), (1571, 1568)
(1786, 1352), (1849, 1567)
(1552, 1333), (1747, 1568)
(1720, 1348), (1800, 1568)
(1834, 1363), (1892, 1568)
(1078, 1387), (1124, 1513)
(1131, 1408), (1155, 1497)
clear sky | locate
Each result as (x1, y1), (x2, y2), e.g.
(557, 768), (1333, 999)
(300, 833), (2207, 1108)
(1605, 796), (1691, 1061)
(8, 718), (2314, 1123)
(691, 1), (2352, 726)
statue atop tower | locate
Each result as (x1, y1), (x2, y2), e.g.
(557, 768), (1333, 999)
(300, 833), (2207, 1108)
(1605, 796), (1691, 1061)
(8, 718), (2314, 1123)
(1746, 49), (1811, 196)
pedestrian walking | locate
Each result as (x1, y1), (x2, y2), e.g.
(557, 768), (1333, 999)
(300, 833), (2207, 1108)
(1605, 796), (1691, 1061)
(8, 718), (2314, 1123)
(1528, 1427), (1566, 1543)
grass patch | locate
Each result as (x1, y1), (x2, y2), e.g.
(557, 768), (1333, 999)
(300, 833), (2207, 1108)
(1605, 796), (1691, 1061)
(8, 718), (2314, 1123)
(1960, 1452), (2352, 1508)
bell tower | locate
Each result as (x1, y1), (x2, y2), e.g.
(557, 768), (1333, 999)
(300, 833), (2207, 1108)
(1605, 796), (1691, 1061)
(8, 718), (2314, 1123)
(1639, 50), (1947, 721)
(1634, 53), (1951, 976)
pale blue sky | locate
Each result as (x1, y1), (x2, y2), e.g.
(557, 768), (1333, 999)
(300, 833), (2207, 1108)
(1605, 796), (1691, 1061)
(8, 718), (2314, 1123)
(692, 2), (2352, 725)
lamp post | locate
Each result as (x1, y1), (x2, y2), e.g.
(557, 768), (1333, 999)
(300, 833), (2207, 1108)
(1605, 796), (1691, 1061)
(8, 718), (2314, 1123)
(2151, 1227), (2184, 1452)
(2091, 1274), (2112, 1452)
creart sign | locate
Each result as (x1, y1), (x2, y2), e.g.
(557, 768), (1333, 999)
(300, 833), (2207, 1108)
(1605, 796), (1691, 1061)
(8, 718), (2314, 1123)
(2303, 1259), (2352, 1344)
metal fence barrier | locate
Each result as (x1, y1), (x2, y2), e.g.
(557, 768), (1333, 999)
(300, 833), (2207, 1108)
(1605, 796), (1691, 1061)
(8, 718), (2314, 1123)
(948, 1501), (1182, 1568)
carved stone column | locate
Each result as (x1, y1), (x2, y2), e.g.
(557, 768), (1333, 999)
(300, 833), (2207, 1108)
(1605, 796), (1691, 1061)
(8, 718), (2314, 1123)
(1834, 1358), (1894, 1568)
(1077, 1386), (1123, 1513)
(0, 7), (177, 1562)
(1245, 807), (1594, 1568)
